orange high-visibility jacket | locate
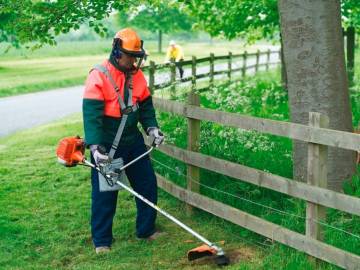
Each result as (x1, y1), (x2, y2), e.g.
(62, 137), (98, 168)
(83, 59), (158, 146)
(84, 60), (150, 117)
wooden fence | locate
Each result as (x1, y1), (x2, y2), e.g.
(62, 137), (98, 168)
(141, 49), (280, 93)
(142, 54), (360, 268)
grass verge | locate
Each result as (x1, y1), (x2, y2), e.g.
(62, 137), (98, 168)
(0, 40), (277, 97)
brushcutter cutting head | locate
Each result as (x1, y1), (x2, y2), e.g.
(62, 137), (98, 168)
(188, 244), (230, 266)
(56, 136), (85, 167)
(188, 244), (217, 261)
(215, 255), (230, 266)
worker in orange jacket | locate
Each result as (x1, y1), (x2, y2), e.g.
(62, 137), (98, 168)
(83, 28), (164, 254)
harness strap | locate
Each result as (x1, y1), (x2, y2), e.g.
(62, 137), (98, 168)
(92, 64), (138, 159)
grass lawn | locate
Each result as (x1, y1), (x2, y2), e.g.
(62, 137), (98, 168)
(1, 43), (358, 269)
(0, 116), (267, 270)
(0, 40), (277, 97)
(1, 72), (355, 268)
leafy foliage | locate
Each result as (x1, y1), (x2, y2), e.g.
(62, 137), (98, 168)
(118, 2), (194, 34)
(1, 0), (360, 49)
(187, 0), (360, 42)
(0, 0), (132, 47)
(342, 0), (360, 29)
(186, 0), (279, 42)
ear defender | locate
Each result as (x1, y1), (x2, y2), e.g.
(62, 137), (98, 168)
(112, 38), (122, 59)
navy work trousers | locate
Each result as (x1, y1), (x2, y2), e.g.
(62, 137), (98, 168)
(90, 136), (157, 247)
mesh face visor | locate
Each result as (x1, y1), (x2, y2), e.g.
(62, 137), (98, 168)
(113, 38), (145, 58)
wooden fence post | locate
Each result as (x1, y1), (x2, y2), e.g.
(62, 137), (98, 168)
(306, 112), (329, 263)
(192, 56), (197, 91)
(255, 49), (260, 73)
(210, 53), (214, 88)
(242, 51), (247, 77)
(170, 63), (176, 98)
(266, 49), (271, 71)
(187, 90), (200, 214)
(228, 51), (232, 82)
(149, 61), (155, 95)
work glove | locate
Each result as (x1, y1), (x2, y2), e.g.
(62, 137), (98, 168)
(147, 127), (164, 147)
(90, 145), (109, 165)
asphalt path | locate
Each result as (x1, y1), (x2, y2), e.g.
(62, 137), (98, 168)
(0, 86), (83, 137)
(0, 48), (279, 138)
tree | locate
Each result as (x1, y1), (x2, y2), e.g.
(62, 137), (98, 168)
(188, 0), (358, 191)
(187, 0), (360, 40)
(186, 0), (279, 42)
(187, 0), (359, 90)
(0, 0), (134, 48)
(2, 0), (358, 48)
(278, 0), (356, 191)
(118, 3), (194, 53)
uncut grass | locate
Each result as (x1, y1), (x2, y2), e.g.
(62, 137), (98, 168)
(154, 70), (360, 269)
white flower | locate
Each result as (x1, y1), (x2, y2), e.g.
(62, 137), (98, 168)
(259, 13), (267, 20)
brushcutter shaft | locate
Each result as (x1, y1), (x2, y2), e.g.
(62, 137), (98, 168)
(84, 159), (96, 168)
(114, 178), (224, 255)
(85, 146), (224, 256)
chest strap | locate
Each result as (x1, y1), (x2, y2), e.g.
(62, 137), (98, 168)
(93, 64), (138, 159)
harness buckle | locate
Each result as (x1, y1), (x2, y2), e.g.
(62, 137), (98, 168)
(121, 106), (133, 115)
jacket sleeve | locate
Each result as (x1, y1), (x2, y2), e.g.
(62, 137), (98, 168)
(82, 70), (105, 145)
(136, 70), (159, 131)
(138, 95), (158, 132)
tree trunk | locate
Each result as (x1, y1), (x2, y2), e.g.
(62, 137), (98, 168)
(346, 26), (355, 86)
(280, 34), (288, 91)
(158, 29), (162, 53)
(278, 0), (356, 191)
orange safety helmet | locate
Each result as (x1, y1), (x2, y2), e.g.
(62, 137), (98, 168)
(112, 28), (145, 58)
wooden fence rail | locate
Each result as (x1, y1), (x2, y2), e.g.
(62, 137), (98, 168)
(156, 175), (360, 269)
(153, 98), (360, 152)
(142, 49), (281, 93)
(143, 49), (360, 269)
(152, 143), (360, 217)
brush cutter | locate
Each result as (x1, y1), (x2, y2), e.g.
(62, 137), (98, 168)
(56, 136), (230, 266)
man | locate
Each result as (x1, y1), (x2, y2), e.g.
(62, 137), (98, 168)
(82, 28), (164, 254)
(165, 40), (184, 79)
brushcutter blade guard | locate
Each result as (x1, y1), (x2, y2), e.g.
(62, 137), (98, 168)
(56, 136), (85, 167)
(187, 244), (217, 261)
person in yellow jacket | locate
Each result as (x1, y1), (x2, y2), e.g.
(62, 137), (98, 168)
(165, 40), (184, 79)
